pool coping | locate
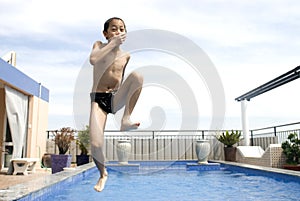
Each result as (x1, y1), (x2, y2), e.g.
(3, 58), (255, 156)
(2, 160), (300, 200)
(211, 160), (300, 177)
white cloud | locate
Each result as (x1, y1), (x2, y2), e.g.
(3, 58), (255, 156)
(1, 0), (300, 130)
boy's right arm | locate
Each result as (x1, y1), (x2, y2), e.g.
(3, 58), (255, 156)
(89, 34), (126, 65)
(89, 41), (112, 65)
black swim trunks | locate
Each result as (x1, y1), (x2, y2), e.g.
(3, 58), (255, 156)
(90, 92), (113, 114)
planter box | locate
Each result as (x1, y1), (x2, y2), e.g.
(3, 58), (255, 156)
(283, 164), (300, 171)
(51, 154), (72, 174)
(76, 155), (90, 166)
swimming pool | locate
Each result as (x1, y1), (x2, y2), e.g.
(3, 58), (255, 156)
(21, 161), (300, 201)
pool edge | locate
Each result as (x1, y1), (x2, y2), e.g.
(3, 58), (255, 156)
(211, 160), (300, 177)
(3, 160), (300, 200)
(0, 163), (96, 201)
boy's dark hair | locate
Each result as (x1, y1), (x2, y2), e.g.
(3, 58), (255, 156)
(103, 17), (126, 32)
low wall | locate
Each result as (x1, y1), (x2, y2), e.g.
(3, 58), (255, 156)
(46, 135), (283, 166)
(237, 144), (286, 168)
(46, 138), (225, 163)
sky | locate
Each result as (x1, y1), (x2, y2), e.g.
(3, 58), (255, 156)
(1, 0), (300, 131)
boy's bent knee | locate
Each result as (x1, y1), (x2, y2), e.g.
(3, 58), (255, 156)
(130, 71), (143, 84)
(91, 141), (104, 149)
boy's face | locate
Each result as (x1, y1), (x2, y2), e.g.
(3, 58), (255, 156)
(103, 19), (126, 40)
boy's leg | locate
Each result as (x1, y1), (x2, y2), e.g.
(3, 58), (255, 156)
(89, 102), (108, 192)
(112, 71), (143, 131)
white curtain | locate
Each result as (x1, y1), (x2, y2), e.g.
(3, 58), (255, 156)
(5, 86), (28, 174)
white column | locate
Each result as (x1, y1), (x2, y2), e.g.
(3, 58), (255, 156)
(241, 100), (250, 146)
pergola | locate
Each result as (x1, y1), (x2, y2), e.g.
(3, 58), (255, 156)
(235, 65), (300, 145)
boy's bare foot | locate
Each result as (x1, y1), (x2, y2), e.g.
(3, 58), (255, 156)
(120, 119), (140, 131)
(94, 170), (108, 192)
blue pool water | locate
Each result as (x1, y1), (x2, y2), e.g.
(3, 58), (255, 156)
(42, 162), (300, 201)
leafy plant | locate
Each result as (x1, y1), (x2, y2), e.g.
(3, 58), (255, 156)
(216, 130), (241, 147)
(281, 133), (300, 165)
(52, 127), (75, 154)
(76, 125), (90, 155)
(77, 140), (88, 155)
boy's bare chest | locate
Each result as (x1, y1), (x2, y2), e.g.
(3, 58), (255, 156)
(101, 52), (127, 66)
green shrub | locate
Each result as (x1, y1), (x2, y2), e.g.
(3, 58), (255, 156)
(77, 125), (90, 155)
(281, 133), (300, 165)
(216, 130), (241, 147)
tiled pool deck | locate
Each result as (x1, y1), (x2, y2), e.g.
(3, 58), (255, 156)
(0, 163), (95, 201)
(1, 161), (300, 201)
(0, 169), (51, 190)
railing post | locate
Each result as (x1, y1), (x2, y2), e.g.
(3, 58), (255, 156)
(250, 130), (254, 146)
(152, 131), (155, 139)
(202, 130), (205, 139)
(274, 127), (277, 137)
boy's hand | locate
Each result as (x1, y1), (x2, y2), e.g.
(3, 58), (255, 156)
(109, 33), (126, 47)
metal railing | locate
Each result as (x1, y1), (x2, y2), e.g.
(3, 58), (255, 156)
(46, 122), (300, 162)
(46, 129), (237, 162)
(250, 121), (300, 145)
(104, 129), (232, 140)
(47, 121), (300, 145)
(47, 129), (232, 140)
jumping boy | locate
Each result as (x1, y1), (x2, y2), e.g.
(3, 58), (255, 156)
(89, 17), (143, 192)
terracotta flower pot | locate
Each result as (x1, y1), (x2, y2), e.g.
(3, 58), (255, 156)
(42, 153), (52, 168)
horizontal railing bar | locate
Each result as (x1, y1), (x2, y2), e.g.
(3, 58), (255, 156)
(250, 121), (300, 132)
(47, 129), (235, 138)
(104, 130), (225, 133)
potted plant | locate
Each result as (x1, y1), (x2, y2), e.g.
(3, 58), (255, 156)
(51, 127), (75, 173)
(76, 125), (90, 166)
(281, 132), (300, 171)
(216, 130), (241, 162)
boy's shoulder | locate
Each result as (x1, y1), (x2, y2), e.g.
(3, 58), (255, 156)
(121, 51), (130, 60)
(93, 41), (106, 49)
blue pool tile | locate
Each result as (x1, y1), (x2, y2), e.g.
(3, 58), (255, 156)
(186, 163), (221, 171)
(106, 163), (140, 173)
